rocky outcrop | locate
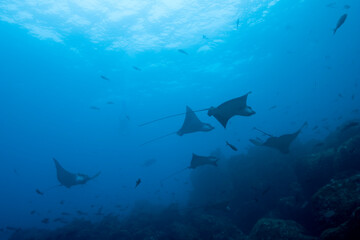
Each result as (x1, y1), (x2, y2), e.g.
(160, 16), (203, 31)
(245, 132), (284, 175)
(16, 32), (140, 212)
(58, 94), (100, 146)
(311, 174), (360, 232)
(249, 218), (317, 240)
(296, 134), (360, 198)
(320, 207), (360, 240)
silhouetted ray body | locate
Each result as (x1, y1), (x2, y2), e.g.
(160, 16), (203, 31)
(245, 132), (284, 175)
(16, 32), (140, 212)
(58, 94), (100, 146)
(53, 158), (101, 188)
(140, 106), (213, 146)
(250, 122), (307, 154)
(161, 154), (218, 183)
(139, 92), (255, 128)
(207, 91), (255, 128)
(189, 153), (218, 169)
(177, 106), (214, 136)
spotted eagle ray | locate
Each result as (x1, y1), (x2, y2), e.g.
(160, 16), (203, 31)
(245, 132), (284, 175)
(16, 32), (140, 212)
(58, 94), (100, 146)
(37, 158), (101, 193)
(161, 153), (218, 183)
(140, 106), (214, 146)
(249, 122), (308, 154)
(139, 92), (255, 128)
(53, 158), (101, 188)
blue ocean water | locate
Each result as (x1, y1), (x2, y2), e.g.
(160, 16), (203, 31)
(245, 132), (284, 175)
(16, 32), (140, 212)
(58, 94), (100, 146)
(0, 0), (359, 239)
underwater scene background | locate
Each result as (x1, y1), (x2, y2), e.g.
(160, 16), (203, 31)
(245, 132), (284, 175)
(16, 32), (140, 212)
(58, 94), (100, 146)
(0, 0), (360, 239)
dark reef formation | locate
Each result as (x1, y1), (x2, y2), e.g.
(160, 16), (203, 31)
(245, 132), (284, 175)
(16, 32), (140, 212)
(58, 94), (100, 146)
(312, 174), (360, 232)
(8, 121), (360, 240)
(249, 218), (317, 240)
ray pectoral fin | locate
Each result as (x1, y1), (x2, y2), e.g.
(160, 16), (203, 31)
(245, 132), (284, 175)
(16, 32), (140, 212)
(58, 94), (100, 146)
(203, 123), (214, 131)
(301, 121), (309, 130)
(207, 107), (216, 116)
(250, 138), (262, 146)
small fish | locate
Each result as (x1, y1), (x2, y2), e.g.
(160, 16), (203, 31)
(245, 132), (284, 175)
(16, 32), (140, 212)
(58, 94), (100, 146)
(135, 178), (141, 188)
(59, 200), (64, 205)
(90, 106), (100, 110)
(107, 101), (114, 105)
(178, 49), (189, 55)
(338, 93), (343, 98)
(202, 35), (208, 40)
(41, 218), (49, 224)
(35, 189), (44, 196)
(132, 66), (142, 71)
(100, 75), (110, 81)
(333, 14), (347, 35)
(61, 212), (71, 216)
(13, 169), (18, 175)
(30, 210), (36, 215)
(0, 228), (3, 232)
(268, 105), (277, 110)
(351, 94), (355, 100)
(341, 122), (359, 132)
(313, 125), (319, 130)
(226, 141), (238, 151)
(236, 18), (240, 29)
(344, 5), (351, 9)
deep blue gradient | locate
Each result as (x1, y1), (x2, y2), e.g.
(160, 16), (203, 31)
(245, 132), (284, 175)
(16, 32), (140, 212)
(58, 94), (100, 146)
(0, 0), (359, 237)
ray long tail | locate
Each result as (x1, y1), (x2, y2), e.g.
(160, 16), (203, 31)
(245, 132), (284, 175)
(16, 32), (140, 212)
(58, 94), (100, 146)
(139, 131), (177, 146)
(138, 108), (210, 127)
(253, 127), (273, 137)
